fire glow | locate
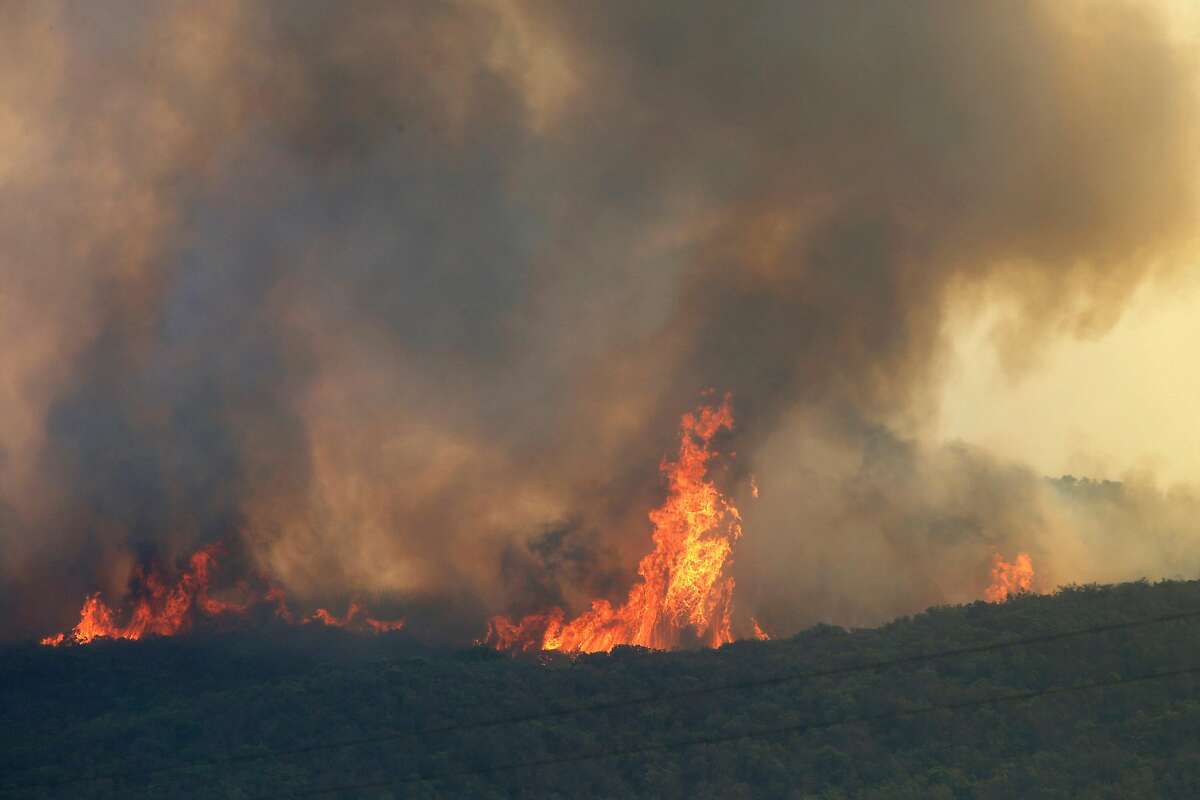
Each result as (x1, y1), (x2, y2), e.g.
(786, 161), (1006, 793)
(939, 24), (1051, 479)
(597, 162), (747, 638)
(40, 543), (404, 646)
(484, 395), (746, 653)
(306, 602), (407, 634)
(985, 552), (1035, 603)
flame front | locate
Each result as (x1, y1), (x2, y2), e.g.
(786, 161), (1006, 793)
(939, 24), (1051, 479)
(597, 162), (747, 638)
(309, 601), (407, 633)
(39, 544), (242, 645)
(485, 395), (744, 653)
(985, 552), (1034, 603)
(41, 544), (404, 645)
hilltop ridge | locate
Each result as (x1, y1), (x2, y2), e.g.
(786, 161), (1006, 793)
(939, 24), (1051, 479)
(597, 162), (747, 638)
(5, 579), (1200, 799)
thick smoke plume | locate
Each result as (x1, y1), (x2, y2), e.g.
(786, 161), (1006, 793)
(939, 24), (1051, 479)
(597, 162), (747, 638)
(3, 1), (1199, 641)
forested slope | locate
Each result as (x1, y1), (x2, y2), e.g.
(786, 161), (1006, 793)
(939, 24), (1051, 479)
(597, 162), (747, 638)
(5, 580), (1200, 799)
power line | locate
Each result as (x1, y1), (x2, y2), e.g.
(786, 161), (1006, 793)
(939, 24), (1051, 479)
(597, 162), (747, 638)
(5, 605), (1200, 795)
(264, 663), (1200, 799)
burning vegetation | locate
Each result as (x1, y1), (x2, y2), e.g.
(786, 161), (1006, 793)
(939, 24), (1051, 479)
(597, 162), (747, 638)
(305, 602), (407, 634)
(40, 543), (404, 646)
(485, 396), (747, 653)
(39, 396), (1043, 650)
(40, 395), (756, 652)
(985, 552), (1035, 603)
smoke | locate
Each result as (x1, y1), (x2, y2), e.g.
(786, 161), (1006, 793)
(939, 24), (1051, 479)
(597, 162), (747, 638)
(3, 0), (1199, 640)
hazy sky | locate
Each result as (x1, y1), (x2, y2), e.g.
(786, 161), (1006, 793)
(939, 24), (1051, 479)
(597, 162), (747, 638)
(934, 0), (1200, 488)
(940, 271), (1200, 486)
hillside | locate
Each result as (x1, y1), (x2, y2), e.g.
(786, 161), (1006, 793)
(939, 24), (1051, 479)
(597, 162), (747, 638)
(5, 580), (1200, 799)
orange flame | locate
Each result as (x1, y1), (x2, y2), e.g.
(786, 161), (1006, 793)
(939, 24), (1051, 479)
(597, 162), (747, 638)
(309, 600), (406, 633)
(985, 552), (1034, 602)
(485, 395), (743, 653)
(751, 618), (770, 641)
(41, 544), (243, 645)
(41, 544), (404, 645)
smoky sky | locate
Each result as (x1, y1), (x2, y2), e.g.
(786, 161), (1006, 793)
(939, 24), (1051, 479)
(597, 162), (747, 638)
(2, 0), (1198, 640)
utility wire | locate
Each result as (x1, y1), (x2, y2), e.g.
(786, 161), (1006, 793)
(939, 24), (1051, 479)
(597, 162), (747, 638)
(5, 605), (1200, 795)
(266, 663), (1200, 799)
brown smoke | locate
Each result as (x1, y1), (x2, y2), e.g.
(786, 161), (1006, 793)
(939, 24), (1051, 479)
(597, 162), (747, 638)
(2, 1), (1198, 641)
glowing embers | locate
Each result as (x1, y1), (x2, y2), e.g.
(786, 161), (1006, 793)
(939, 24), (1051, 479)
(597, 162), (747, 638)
(40, 544), (404, 646)
(485, 395), (745, 653)
(985, 552), (1034, 603)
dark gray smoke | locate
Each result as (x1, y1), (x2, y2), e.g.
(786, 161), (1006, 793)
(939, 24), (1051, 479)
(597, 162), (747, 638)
(2, 0), (1198, 640)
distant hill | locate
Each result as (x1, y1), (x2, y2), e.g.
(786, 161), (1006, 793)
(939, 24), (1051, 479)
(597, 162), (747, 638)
(5, 579), (1200, 799)
(1049, 474), (1126, 501)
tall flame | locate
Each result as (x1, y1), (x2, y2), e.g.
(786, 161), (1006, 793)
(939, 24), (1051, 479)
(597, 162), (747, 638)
(40, 544), (404, 645)
(984, 552), (1034, 602)
(485, 395), (744, 653)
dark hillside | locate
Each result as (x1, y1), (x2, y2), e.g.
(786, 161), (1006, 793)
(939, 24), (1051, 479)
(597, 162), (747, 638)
(5, 580), (1200, 799)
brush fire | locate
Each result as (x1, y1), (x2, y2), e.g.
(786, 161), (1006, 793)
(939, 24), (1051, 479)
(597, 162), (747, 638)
(484, 396), (746, 653)
(985, 552), (1035, 603)
(40, 543), (404, 646)
(41, 394), (1038, 649)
